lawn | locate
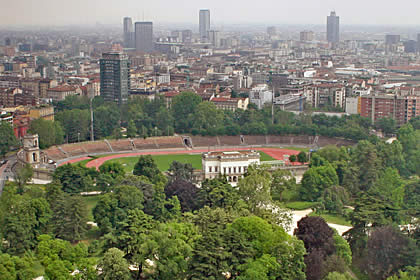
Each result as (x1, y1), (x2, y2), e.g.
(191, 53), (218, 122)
(81, 195), (102, 221)
(285, 201), (319, 210)
(106, 151), (275, 173)
(309, 212), (352, 227)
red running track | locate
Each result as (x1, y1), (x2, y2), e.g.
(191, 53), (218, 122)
(61, 148), (301, 170)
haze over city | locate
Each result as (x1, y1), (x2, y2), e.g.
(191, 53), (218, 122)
(2, 0), (420, 26)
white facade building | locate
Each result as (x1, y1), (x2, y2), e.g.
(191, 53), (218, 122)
(250, 84), (273, 109)
(202, 150), (260, 186)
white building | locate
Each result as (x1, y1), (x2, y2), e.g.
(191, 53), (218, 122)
(202, 150), (260, 186)
(250, 84), (273, 109)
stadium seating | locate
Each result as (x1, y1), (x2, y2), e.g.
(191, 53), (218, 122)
(154, 136), (184, 149)
(108, 139), (134, 152)
(190, 136), (218, 148)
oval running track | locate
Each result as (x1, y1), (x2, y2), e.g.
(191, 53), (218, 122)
(61, 147), (302, 170)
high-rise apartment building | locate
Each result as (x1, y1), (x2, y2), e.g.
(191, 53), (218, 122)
(100, 52), (130, 105)
(360, 91), (420, 126)
(327, 11), (340, 43)
(199, 9), (210, 41)
(267, 26), (277, 36)
(135, 22), (154, 52)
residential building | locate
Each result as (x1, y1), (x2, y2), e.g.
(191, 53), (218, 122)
(211, 97), (249, 111)
(305, 84), (345, 109)
(100, 52), (130, 105)
(208, 30), (220, 48)
(47, 85), (79, 102)
(360, 91), (420, 126)
(250, 84), (273, 109)
(29, 106), (54, 121)
(202, 150), (260, 186)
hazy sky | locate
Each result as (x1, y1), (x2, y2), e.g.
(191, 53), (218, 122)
(1, 0), (420, 26)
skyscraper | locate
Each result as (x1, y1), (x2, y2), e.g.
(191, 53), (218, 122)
(100, 52), (130, 105)
(327, 11), (340, 43)
(135, 22), (154, 52)
(199, 9), (210, 41)
(123, 17), (134, 48)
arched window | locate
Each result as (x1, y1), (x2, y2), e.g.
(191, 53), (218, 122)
(33, 153), (37, 162)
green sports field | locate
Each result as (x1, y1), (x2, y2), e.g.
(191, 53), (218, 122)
(104, 151), (275, 173)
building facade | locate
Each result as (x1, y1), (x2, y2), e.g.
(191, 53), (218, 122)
(135, 22), (154, 53)
(360, 92), (420, 126)
(327, 11), (340, 43)
(250, 84), (273, 109)
(123, 17), (134, 48)
(100, 52), (130, 105)
(199, 9), (210, 41)
(202, 150), (260, 186)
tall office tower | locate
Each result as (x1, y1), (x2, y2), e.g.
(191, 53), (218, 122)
(135, 22), (154, 52)
(100, 52), (130, 105)
(385, 34), (401, 45)
(123, 17), (133, 48)
(199, 9), (210, 41)
(327, 11), (340, 43)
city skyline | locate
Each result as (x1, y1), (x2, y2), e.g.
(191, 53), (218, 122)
(2, 0), (420, 26)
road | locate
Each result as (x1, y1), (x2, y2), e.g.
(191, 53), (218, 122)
(0, 154), (17, 195)
(289, 209), (351, 236)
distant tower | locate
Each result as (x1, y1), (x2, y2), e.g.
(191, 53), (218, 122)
(100, 52), (130, 105)
(135, 22), (154, 52)
(123, 17), (134, 48)
(23, 134), (40, 166)
(327, 11), (340, 43)
(199, 9), (211, 41)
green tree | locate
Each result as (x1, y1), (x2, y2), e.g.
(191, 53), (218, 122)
(270, 169), (296, 201)
(53, 164), (96, 194)
(56, 109), (90, 143)
(289, 154), (297, 163)
(94, 104), (121, 139)
(0, 121), (18, 157)
(134, 223), (195, 279)
(93, 185), (144, 234)
(0, 253), (36, 280)
(14, 163), (33, 194)
(300, 165), (339, 201)
(192, 101), (224, 133)
(333, 234), (352, 266)
(318, 186), (349, 215)
(375, 117), (396, 135)
(197, 177), (239, 208)
(297, 151), (308, 164)
(99, 162), (125, 179)
(133, 155), (161, 183)
(29, 118), (64, 148)
(97, 248), (130, 280)
(168, 160), (194, 182)
(126, 120), (137, 138)
(1, 194), (51, 254)
(323, 272), (353, 280)
(238, 166), (272, 213)
(53, 195), (89, 242)
(171, 91), (202, 132)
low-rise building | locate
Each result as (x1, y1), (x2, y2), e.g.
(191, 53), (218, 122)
(211, 97), (249, 111)
(202, 150), (260, 186)
(29, 106), (54, 121)
(47, 85), (80, 102)
(250, 84), (273, 109)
